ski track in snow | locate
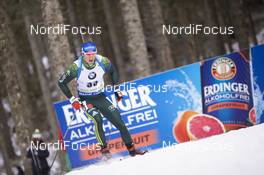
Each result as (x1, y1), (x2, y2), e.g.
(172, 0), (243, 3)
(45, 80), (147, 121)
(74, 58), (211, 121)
(66, 124), (264, 175)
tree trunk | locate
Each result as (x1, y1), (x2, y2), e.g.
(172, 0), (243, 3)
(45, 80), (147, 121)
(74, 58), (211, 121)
(159, 0), (190, 66)
(138, 0), (174, 73)
(242, 0), (258, 46)
(23, 14), (58, 139)
(80, 0), (105, 52)
(65, 0), (82, 56)
(0, 70), (15, 174)
(41, 0), (74, 173)
(0, 2), (32, 174)
(41, 0), (75, 101)
(214, 0), (234, 53)
(186, 1), (206, 61)
(118, 0), (151, 78)
(203, 0), (225, 57)
(0, 67), (17, 161)
(177, 2), (200, 63)
(102, 0), (126, 82)
(229, 0), (250, 49)
(0, 136), (13, 175)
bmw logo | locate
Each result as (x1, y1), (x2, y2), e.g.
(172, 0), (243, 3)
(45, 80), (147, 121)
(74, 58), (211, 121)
(88, 72), (96, 79)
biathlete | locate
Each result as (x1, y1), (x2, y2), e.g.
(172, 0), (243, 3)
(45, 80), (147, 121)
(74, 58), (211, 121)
(58, 41), (146, 158)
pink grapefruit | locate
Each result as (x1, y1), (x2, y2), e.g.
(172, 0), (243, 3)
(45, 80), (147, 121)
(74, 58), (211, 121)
(187, 114), (225, 140)
(249, 107), (256, 125)
(173, 110), (198, 143)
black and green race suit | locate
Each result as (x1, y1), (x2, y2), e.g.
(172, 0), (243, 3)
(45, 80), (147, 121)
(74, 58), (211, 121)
(58, 55), (133, 149)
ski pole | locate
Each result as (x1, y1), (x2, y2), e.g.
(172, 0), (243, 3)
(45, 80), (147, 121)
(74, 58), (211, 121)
(26, 135), (42, 175)
(47, 114), (74, 174)
(47, 102), (91, 173)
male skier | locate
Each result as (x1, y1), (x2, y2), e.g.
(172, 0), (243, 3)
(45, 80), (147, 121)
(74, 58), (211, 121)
(58, 41), (146, 158)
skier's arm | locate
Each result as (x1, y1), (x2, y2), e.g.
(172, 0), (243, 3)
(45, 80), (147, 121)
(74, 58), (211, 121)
(102, 57), (119, 85)
(109, 65), (119, 85)
(101, 56), (123, 101)
(58, 63), (78, 98)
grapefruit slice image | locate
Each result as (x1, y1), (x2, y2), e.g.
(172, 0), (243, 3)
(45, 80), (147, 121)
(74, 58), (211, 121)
(249, 107), (256, 125)
(173, 110), (198, 143)
(187, 114), (226, 140)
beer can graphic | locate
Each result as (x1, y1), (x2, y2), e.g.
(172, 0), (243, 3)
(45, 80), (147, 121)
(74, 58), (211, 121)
(200, 50), (254, 131)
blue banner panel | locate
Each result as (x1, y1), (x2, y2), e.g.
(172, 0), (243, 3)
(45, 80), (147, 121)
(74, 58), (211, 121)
(251, 44), (264, 124)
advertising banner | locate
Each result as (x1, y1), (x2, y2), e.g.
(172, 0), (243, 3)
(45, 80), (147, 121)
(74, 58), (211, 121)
(54, 44), (264, 169)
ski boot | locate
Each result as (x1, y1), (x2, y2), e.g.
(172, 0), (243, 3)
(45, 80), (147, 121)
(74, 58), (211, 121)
(100, 146), (112, 161)
(127, 145), (148, 157)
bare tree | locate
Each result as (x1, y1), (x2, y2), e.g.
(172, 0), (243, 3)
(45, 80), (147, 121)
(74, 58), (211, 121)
(65, 0), (82, 56)
(138, 0), (174, 73)
(41, 0), (75, 101)
(0, 76), (13, 175)
(0, 67), (17, 161)
(23, 13), (58, 139)
(213, 0), (235, 53)
(74, 0), (105, 52)
(102, 0), (126, 81)
(0, 1), (32, 173)
(41, 0), (76, 173)
(242, 0), (258, 45)
(229, 0), (251, 49)
(177, 1), (200, 63)
(158, 0), (190, 66)
(0, 134), (12, 175)
(118, 0), (151, 78)
(202, 0), (225, 57)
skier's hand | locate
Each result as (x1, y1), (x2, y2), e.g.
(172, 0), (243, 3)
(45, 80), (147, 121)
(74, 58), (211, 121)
(115, 91), (123, 102)
(69, 96), (82, 110)
(80, 101), (94, 111)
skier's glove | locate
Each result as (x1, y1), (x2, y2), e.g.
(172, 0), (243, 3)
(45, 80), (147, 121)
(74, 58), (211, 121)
(115, 91), (123, 102)
(69, 96), (82, 110)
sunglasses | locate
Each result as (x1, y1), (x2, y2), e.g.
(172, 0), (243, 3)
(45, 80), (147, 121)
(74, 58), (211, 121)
(84, 52), (96, 56)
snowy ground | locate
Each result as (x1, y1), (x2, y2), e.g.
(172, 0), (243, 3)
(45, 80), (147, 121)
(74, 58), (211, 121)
(67, 124), (264, 175)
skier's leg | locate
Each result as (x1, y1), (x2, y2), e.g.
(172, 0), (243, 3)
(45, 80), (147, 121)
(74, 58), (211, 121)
(83, 105), (111, 159)
(85, 107), (107, 148)
(94, 96), (133, 147)
(96, 97), (147, 156)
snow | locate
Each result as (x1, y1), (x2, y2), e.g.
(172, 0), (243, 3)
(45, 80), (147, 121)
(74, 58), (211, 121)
(232, 42), (240, 52)
(257, 29), (264, 44)
(27, 62), (34, 74)
(41, 56), (50, 70)
(66, 124), (264, 175)
(0, 152), (3, 168)
(1, 98), (11, 113)
(47, 149), (61, 175)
